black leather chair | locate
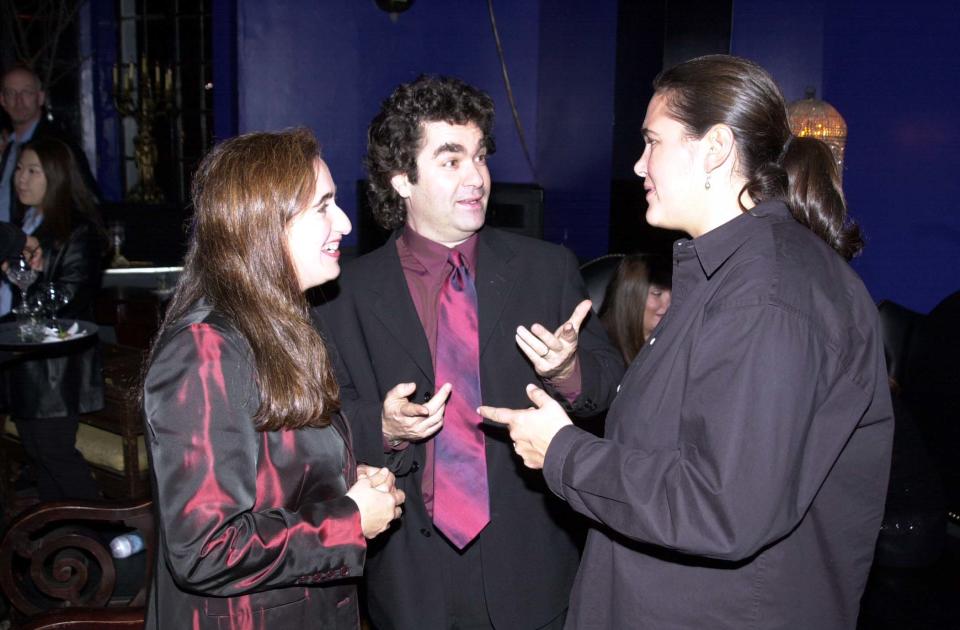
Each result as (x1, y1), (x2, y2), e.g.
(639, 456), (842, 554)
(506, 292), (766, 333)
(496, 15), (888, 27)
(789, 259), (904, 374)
(579, 253), (625, 314)
(877, 300), (923, 387)
(901, 292), (960, 532)
(873, 293), (960, 567)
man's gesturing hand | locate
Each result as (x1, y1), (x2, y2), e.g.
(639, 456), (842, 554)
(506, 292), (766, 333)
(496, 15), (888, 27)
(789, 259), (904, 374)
(515, 299), (592, 381)
(381, 381), (453, 444)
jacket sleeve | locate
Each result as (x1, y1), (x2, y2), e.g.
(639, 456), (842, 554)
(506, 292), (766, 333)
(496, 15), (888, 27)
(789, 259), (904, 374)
(143, 322), (366, 596)
(313, 296), (418, 474)
(543, 302), (885, 561)
(548, 247), (625, 417)
(0, 222), (26, 259)
(46, 222), (102, 319)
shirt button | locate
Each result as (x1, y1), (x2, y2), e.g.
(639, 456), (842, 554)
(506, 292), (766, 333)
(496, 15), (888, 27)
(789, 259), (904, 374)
(420, 528), (432, 537)
(410, 461), (420, 472)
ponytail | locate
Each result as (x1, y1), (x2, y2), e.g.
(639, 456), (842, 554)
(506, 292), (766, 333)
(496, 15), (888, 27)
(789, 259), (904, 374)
(780, 136), (863, 260)
(654, 55), (865, 261)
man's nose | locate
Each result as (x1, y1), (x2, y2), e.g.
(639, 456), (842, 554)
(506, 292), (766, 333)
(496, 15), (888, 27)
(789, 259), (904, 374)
(464, 161), (484, 187)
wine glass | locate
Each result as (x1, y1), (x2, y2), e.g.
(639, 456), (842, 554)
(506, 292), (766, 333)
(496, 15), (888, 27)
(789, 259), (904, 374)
(15, 293), (44, 342)
(108, 221), (130, 267)
(8, 255), (40, 340)
(6, 255), (39, 296)
(39, 282), (72, 333)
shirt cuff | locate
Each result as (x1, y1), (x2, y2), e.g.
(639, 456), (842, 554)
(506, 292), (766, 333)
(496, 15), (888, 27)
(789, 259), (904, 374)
(543, 424), (591, 500)
(382, 434), (410, 453)
(543, 357), (582, 403)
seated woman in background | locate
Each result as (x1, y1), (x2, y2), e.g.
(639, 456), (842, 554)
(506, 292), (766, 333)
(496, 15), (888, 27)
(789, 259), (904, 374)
(141, 128), (404, 629)
(598, 254), (672, 363)
(6, 136), (106, 502)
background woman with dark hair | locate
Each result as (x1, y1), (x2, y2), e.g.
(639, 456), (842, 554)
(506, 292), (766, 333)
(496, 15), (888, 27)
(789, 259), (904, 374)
(481, 55), (893, 629)
(6, 136), (105, 501)
(141, 128), (404, 629)
(598, 254), (672, 363)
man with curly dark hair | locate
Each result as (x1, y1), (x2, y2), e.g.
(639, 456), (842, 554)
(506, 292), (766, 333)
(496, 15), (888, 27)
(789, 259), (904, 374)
(315, 75), (623, 629)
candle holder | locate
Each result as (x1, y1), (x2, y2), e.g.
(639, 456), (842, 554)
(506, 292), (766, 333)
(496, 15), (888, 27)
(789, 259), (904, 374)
(112, 57), (175, 203)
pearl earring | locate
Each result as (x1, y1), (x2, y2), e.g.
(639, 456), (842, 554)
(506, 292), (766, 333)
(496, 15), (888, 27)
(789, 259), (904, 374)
(704, 174), (711, 190)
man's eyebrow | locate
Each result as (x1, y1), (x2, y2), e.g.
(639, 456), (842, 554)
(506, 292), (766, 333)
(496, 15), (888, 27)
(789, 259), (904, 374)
(432, 142), (466, 158)
(314, 191), (334, 206)
(641, 127), (658, 138)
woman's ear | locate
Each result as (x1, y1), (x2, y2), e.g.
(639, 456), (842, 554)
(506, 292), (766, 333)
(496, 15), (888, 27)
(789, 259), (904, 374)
(703, 124), (736, 174)
(390, 173), (411, 198)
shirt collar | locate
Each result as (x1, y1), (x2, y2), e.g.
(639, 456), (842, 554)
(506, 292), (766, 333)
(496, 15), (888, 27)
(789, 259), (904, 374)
(11, 117), (40, 144)
(22, 207), (42, 234)
(399, 225), (480, 277)
(685, 200), (790, 277)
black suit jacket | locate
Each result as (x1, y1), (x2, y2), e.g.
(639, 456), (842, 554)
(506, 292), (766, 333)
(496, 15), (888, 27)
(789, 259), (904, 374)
(314, 227), (624, 630)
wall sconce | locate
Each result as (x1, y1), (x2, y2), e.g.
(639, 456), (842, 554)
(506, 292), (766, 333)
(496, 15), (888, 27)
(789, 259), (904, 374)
(787, 88), (847, 180)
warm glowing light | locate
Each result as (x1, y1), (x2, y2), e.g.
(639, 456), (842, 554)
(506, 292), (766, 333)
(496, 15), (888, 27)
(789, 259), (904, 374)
(788, 88), (847, 180)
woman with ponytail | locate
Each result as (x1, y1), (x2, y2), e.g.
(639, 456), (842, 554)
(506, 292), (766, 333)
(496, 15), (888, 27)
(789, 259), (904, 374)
(480, 55), (893, 629)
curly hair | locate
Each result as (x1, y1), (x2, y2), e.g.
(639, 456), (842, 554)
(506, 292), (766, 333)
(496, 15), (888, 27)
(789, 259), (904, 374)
(365, 75), (496, 230)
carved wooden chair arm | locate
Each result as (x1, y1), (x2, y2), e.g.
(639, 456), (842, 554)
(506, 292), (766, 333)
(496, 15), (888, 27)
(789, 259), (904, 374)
(0, 497), (154, 621)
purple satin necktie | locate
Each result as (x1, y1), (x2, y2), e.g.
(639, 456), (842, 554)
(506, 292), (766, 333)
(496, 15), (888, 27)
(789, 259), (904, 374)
(433, 250), (489, 548)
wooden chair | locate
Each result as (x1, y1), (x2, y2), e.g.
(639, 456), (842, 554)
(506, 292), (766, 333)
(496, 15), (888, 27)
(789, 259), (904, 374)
(0, 498), (154, 629)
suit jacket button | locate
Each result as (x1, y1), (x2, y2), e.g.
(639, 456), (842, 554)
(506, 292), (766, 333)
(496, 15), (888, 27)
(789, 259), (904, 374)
(410, 461), (420, 472)
(420, 528), (432, 537)
(421, 391), (432, 402)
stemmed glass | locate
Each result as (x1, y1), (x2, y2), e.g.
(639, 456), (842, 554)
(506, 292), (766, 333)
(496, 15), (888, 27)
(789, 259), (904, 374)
(108, 221), (130, 267)
(6, 255), (39, 297)
(7, 256), (41, 341)
(39, 282), (73, 335)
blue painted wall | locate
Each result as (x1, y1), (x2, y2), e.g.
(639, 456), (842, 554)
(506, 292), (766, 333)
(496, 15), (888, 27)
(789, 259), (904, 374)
(536, 2), (618, 256)
(732, 0), (960, 313)
(235, 0), (616, 257)
(823, 2), (960, 313)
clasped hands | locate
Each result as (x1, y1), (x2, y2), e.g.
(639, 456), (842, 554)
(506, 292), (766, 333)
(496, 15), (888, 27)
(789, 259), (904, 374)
(23, 235), (42, 270)
(1, 235), (43, 274)
(346, 464), (406, 538)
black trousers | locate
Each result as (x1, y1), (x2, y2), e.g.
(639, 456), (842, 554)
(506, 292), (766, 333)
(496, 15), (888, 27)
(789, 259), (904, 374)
(436, 534), (566, 630)
(14, 415), (100, 502)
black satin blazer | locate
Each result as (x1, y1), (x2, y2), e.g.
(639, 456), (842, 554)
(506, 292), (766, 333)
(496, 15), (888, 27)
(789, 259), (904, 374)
(142, 303), (367, 630)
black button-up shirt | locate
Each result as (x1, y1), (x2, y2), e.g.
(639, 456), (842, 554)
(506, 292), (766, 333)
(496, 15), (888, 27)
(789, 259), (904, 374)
(545, 200), (894, 629)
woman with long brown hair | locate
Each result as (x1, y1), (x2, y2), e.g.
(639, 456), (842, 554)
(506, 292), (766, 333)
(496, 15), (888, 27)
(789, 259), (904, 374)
(481, 55), (893, 628)
(598, 253), (672, 363)
(142, 128), (404, 629)
(7, 136), (105, 502)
